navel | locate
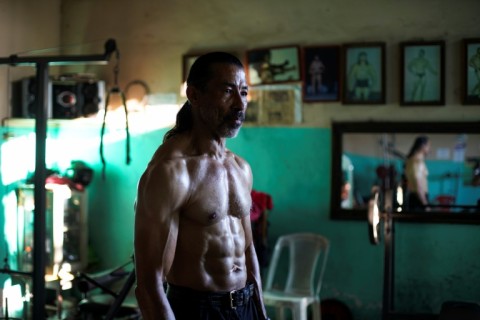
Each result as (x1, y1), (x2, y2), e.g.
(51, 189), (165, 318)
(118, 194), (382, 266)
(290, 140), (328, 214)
(231, 264), (243, 272)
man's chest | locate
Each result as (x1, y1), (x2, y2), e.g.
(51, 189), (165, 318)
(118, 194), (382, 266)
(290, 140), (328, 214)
(183, 159), (251, 225)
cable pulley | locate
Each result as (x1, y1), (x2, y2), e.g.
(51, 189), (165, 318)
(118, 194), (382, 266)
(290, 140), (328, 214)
(99, 45), (131, 180)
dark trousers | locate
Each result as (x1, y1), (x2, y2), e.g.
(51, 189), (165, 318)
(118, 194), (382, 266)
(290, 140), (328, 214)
(407, 192), (428, 211)
(166, 283), (261, 320)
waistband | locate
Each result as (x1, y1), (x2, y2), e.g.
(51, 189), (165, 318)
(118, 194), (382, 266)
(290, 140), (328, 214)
(166, 283), (255, 309)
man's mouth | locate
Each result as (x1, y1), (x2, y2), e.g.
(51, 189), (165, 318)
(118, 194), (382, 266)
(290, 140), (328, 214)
(230, 111), (245, 126)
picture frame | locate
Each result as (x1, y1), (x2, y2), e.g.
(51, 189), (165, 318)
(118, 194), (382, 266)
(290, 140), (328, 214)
(246, 84), (302, 125)
(342, 42), (385, 104)
(463, 38), (480, 105)
(400, 41), (445, 106)
(246, 45), (301, 86)
(302, 45), (341, 102)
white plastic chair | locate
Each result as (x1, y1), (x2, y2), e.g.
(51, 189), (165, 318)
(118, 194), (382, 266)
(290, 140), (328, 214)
(263, 233), (330, 320)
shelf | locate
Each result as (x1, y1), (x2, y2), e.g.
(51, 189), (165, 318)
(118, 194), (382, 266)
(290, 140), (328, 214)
(2, 104), (181, 134)
(2, 117), (101, 129)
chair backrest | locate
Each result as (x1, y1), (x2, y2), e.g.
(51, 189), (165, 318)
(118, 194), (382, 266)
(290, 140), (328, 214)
(265, 233), (330, 297)
(75, 260), (133, 296)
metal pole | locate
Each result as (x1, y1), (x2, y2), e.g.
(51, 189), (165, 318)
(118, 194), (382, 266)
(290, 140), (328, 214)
(105, 269), (136, 319)
(382, 213), (394, 320)
(32, 61), (49, 319)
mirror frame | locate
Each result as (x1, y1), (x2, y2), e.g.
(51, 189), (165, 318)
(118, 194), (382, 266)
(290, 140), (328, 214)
(331, 121), (480, 224)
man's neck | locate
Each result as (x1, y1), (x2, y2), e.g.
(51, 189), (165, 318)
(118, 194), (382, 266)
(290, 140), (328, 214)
(189, 126), (227, 159)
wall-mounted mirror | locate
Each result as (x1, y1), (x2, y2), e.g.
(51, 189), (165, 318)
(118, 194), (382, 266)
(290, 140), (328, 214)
(331, 121), (480, 223)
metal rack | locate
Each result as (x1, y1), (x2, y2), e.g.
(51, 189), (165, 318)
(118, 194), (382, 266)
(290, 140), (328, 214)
(0, 39), (116, 319)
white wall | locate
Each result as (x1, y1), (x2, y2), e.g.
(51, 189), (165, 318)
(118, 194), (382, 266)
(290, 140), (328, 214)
(59, 0), (480, 126)
(0, 0), (61, 121)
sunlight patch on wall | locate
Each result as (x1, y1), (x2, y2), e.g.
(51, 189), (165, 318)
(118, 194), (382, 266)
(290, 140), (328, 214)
(3, 190), (19, 267)
(1, 132), (96, 185)
(0, 103), (180, 185)
(1, 133), (36, 185)
(96, 103), (179, 139)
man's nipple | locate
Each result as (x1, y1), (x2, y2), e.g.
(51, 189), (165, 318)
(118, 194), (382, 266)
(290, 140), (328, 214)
(208, 212), (217, 221)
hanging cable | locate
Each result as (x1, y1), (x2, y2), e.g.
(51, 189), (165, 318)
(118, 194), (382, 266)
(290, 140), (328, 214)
(99, 46), (131, 180)
(1, 65), (13, 140)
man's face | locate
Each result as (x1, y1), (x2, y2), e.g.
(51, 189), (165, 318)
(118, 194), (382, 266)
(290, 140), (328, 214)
(422, 141), (431, 155)
(195, 63), (248, 138)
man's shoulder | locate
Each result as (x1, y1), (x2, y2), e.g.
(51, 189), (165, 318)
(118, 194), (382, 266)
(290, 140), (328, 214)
(226, 150), (252, 182)
(149, 136), (193, 164)
(226, 150), (249, 166)
(406, 154), (424, 167)
(146, 148), (188, 178)
(138, 147), (190, 199)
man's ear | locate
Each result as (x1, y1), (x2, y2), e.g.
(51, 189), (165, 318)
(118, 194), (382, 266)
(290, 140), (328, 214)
(186, 86), (198, 106)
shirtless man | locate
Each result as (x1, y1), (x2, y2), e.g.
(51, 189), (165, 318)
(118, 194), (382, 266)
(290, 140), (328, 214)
(309, 55), (325, 95)
(405, 136), (430, 211)
(348, 52), (376, 101)
(407, 49), (437, 102)
(468, 47), (480, 98)
(134, 52), (269, 320)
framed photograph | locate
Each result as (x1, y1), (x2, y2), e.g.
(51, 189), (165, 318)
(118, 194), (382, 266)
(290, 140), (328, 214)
(463, 38), (480, 105)
(400, 41), (445, 106)
(246, 45), (301, 86)
(246, 84), (302, 125)
(342, 42), (385, 104)
(302, 45), (341, 102)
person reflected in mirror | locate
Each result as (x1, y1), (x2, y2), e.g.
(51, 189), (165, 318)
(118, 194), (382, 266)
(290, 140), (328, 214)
(134, 52), (269, 320)
(348, 51), (377, 101)
(408, 49), (438, 102)
(468, 47), (480, 99)
(404, 136), (431, 211)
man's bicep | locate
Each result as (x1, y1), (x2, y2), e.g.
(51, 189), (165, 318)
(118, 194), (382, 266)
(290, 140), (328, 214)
(134, 166), (186, 282)
(134, 197), (178, 283)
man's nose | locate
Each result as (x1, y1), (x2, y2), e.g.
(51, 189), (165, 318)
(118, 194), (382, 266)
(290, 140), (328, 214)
(233, 91), (247, 111)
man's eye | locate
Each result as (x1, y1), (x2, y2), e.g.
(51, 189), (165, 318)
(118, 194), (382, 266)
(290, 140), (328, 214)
(241, 91), (248, 97)
(225, 88), (233, 94)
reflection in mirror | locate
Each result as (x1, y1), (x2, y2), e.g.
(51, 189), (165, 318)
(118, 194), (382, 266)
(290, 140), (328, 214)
(332, 122), (480, 223)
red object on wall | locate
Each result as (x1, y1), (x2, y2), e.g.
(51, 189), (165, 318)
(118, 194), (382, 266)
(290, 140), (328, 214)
(250, 190), (273, 222)
(435, 195), (456, 212)
(250, 190), (273, 268)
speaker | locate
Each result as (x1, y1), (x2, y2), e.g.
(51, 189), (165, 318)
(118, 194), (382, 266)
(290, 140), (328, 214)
(12, 77), (105, 119)
(52, 80), (83, 119)
(11, 77), (53, 119)
(81, 80), (105, 117)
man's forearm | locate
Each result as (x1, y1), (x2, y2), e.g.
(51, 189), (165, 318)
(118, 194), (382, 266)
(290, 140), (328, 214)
(136, 285), (175, 320)
(245, 245), (269, 320)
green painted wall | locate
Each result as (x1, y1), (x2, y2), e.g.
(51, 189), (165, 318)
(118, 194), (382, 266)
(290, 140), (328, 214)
(1, 126), (479, 319)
